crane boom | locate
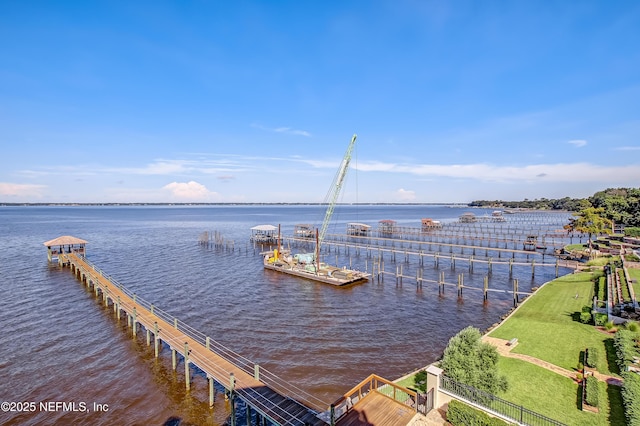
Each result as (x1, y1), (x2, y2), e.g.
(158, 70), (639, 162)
(317, 134), (357, 248)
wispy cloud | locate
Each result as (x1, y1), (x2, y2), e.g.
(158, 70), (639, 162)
(568, 139), (587, 148)
(0, 182), (47, 197)
(251, 123), (311, 137)
(358, 161), (640, 184)
(614, 146), (640, 151)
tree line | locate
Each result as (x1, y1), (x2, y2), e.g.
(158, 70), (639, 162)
(470, 187), (640, 227)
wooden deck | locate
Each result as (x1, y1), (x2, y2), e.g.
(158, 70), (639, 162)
(61, 253), (326, 426)
(336, 392), (417, 426)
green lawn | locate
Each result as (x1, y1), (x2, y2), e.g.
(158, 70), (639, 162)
(630, 267), (640, 299)
(489, 272), (618, 375)
(498, 357), (624, 426)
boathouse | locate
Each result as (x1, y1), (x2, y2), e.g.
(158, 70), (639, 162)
(421, 218), (442, 231)
(346, 222), (371, 237)
(43, 235), (87, 262)
(459, 212), (477, 223)
(249, 225), (279, 244)
(294, 223), (315, 239)
(378, 219), (397, 236)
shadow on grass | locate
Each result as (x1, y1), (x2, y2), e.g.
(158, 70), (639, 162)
(575, 381), (583, 411)
(607, 383), (625, 426)
(568, 311), (582, 322)
(604, 338), (621, 376)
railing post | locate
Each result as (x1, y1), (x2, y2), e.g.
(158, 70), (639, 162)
(254, 364), (260, 381)
(330, 404), (335, 426)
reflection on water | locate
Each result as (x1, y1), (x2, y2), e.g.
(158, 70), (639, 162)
(0, 205), (573, 425)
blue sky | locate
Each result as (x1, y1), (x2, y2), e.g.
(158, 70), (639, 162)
(1, 1), (639, 203)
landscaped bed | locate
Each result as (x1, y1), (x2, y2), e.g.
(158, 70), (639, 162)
(497, 357), (624, 425)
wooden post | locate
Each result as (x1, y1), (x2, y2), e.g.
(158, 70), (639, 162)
(254, 364), (260, 381)
(483, 275), (489, 301)
(531, 260), (535, 278)
(469, 255), (473, 273)
(457, 274), (463, 298)
(206, 336), (211, 351)
(513, 279), (519, 306)
(117, 297), (121, 320)
(132, 307), (137, 337)
(146, 329), (151, 346)
(208, 375), (215, 407)
(154, 322), (159, 358)
(555, 259), (559, 278)
(184, 342), (190, 391)
(171, 346), (177, 370)
(509, 258), (514, 277)
(174, 318), (178, 329)
(229, 373), (236, 426)
(488, 258), (492, 275)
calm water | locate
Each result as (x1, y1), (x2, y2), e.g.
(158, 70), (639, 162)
(0, 205), (572, 425)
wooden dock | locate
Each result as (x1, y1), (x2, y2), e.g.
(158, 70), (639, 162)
(58, 252), (425, 426)
(60, 253), (328, 426)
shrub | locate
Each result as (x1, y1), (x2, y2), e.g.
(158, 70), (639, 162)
(621, 371), (640, 426)
(586, 347), (598, 369)
(577, 362), (584, 372)
(447, 400), (511, 426)
(584, 376), (599, 408)
(605, 321), (616, 331)
(580, 311), (592, 324)
(595, 313), (608, 326)
(628, 322), (640, 333)
(413, 370), (428, 392)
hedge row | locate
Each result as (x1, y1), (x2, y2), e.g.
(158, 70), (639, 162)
(597, 276), (606, 302)
(447, 400), (511, 426)
(585, 347), (598, 369)
(622, 371), (640, 426)
(614, 329), (639, 372)
(584, 376), (599, 408)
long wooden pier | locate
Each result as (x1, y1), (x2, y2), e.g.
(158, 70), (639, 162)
(60, 253), (328, 426)
(59, 252), (425, 426)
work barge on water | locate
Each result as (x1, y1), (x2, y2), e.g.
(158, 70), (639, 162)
(261, 134), (370, 286)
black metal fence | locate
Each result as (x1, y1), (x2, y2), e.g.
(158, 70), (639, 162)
(440, 375), (566, 426)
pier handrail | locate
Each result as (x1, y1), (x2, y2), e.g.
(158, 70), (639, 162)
(78, 255), (330, 412)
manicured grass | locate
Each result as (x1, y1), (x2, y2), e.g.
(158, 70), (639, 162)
(489, 272), (618, 375)
(630, 268), (640, 300)
(497, 357), (625, 426)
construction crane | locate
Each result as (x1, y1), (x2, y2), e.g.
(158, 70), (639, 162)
(317, 133), (357, 248)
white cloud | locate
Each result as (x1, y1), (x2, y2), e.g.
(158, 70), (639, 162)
(0, 182), (47, 197)
(252, 123), (311, 137)
(162, 181), (218, 200)
(395, 188), (416, 201)
(614, 146), (640, 151)
(568, 139), (587, 147)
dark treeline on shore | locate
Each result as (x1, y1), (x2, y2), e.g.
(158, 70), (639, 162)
(471, 187), (640, 227)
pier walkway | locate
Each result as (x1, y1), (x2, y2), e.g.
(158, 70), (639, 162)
(61, 252), (327, 426)
(59, 252), (425, 426)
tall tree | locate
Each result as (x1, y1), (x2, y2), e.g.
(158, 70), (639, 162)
(440, 326), (508, 395)
(568, 207), (612, 255)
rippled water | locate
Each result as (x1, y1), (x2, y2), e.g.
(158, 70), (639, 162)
(0, 205), (573, 425)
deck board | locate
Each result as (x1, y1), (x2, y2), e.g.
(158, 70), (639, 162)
(337, 392), (416, 426)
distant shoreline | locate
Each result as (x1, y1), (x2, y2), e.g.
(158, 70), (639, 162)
(0, 202), (472, 207)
